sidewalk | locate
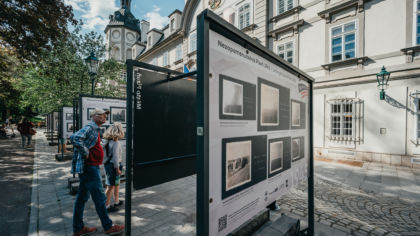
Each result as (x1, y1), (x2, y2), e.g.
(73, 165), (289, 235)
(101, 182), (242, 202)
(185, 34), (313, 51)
(28, 130), (196, 236)
(28, 130), (420, 235)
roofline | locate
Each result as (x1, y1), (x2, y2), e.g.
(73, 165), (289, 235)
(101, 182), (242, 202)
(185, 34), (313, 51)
(136, 30), (183, 60)
(169, 9), (182, 17)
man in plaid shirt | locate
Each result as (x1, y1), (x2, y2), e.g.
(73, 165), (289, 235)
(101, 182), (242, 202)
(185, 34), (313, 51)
(70, 108), (124, 236)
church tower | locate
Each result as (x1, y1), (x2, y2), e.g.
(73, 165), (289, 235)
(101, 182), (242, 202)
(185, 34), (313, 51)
(104, 0), (143, 62)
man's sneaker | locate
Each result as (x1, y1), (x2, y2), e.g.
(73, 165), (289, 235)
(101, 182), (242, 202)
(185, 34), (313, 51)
(73, 226), (97, 236)
(105, 224), (124, 235)
(106, 205), (118, 212)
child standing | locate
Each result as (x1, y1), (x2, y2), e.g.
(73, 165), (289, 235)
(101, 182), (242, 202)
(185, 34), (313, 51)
(103, 123), (124, 212)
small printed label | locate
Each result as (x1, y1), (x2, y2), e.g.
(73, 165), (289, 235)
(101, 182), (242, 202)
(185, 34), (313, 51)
(197, 127), (204, 136)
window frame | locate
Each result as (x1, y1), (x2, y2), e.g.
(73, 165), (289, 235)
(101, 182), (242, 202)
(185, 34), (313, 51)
(151, 57), (157, 65)
(189, 31), (197, 53)
(277, 0), (294, 15)
(175, 44), (182, 61)
(415, 0), (420, 45)
(329, 21), (357, 63)
(277, 41), (294, 64)
(330, 101), (355, 139)
(162, 51), (169, 66)
(238, 3), (251, 30)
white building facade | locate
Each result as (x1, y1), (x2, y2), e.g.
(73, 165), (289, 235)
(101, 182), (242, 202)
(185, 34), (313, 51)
(106, 0), (420, 167)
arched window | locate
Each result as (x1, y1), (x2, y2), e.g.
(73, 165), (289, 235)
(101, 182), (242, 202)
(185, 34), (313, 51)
(112, 46), (120, 61)
(126, 48), (132, 60)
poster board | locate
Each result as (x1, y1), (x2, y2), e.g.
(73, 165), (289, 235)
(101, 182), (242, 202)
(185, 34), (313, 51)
(196, 10), (313, 236)
(79, 95), (127, 158)
(60, 106), (73, 139)
(79, 95), (127, 141)
(131, 63), (196, 190)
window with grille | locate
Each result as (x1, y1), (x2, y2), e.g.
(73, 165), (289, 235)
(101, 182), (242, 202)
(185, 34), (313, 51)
(163, 51), (169, 66)
(278, 0), (293, 15)
(278, 41), (293, 64)
(175, 44), (182, 61)
(329, 99), (364, 142)
(189, 32), (197, 52)
(238, 3), (250, 29)
(417, 1), (420, 45)
(331, 21), (356, 62)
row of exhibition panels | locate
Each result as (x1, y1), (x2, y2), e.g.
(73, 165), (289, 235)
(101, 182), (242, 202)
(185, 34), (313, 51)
(45, 10), (314, 236)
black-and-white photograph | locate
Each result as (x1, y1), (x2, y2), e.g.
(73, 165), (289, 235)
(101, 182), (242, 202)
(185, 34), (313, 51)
(87, 108), (95, 120)
(66, 113), (73, 121)
(260, 83), (279, 126)
(226, 140), (252, 191)
(270, 141), (283, 174)
(291, 101), (301, 127)
(222, 79), (243, 116)
(67, 123), (73, 132)
(110, 107), (126, 124)
(292, 138), (300, 161)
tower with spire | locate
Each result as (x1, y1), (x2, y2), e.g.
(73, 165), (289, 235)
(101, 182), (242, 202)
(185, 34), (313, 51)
(104, 0), (146, 62)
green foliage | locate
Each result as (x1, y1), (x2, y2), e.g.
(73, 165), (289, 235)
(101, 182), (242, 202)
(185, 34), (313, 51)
(15, 27), (126, 114)
(0, 0), (77, 61)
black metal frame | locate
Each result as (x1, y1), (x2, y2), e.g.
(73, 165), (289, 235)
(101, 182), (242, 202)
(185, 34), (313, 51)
(196, 9), (315, 236)
(125, 60), (197, 236)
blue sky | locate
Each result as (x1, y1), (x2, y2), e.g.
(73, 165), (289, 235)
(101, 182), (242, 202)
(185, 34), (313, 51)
(65, 0), (185, 36)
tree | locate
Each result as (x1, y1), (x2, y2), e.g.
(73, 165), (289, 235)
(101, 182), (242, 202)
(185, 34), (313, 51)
(0, 0), (77, 61)
(16, 29), (126, 114)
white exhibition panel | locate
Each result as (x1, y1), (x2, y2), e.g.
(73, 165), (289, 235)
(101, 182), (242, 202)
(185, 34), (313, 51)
(208, 30), (309, 235)
(53, 111), (59, 132)
(80, 96), (127, 166)
(61, 107), (73, 139)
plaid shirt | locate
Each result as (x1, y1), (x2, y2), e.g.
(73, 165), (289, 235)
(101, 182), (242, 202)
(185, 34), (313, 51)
(70, 121), (100, 174)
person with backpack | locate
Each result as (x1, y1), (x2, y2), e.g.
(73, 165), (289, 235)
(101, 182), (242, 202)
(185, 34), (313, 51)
(17, 118), (35, 148)
(102, 123), (125, 212)
(70, 108), (124, 236)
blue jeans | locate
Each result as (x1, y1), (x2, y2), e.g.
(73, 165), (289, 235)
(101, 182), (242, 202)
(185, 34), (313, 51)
(21, 134), (31, 148)
(73, 165), (113, 233)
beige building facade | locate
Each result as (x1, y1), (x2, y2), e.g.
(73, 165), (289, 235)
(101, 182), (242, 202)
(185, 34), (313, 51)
(105, 0), (420, 167)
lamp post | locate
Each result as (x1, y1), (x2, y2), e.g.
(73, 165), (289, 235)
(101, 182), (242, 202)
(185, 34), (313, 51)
(376, 66), (390, 100)
(85, 51), (99, 95)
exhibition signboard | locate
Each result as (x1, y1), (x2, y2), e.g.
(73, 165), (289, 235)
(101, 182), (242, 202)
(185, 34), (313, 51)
(129, 62), (196, 190)
(196, 10), (314, 235)
(59, 106), (73, 139)
(79, 95), (127, 157)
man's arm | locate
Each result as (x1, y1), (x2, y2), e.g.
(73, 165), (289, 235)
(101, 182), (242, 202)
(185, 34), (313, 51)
(70, 126), (91, 157)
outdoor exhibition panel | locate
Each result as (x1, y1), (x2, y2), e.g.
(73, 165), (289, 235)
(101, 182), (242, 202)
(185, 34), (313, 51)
(79, 95), (127, 161)
(196, 10), (314, 236)
(129, 62), (196, 190)
(59, 106), (73, 139)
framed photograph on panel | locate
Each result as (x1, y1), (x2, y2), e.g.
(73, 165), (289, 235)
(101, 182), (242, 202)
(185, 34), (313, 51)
(104, 108), (110, 121)
(226, 140), (252, 191)
(269, 141), (283, 174)
(87, 108), (95, 120)
(291, 101), (301, 128)
(66, 113), (73, 121)
(67, 123), (74, 132)
(110, 107), (126, 124)
(222, 79), (243, 117)
(258, 77), (290, 131)
(292, 137), (304, 162)
(260, 83), (279, 126)
(268, 136), (291, 178)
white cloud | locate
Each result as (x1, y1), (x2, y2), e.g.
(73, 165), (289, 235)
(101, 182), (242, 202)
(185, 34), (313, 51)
(144, 5), (168, 29)
(65, 0), (118, 30)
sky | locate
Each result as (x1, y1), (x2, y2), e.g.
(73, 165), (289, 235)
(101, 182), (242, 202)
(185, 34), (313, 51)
(64, 0), (185, 36)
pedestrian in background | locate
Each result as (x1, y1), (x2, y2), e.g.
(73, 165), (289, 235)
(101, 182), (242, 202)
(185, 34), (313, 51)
(17, 118), (34, 148)
(103, 123), (124, 212)
(7, 116), (15, 136)
(70, 108), (124, 236)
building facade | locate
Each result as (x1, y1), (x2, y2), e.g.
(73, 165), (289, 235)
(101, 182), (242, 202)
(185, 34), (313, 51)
(105, 0), (420, 167)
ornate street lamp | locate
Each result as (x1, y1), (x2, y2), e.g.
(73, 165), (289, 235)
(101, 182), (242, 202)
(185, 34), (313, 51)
(85, 51), (99, 95)
(376, 66), (390, 100)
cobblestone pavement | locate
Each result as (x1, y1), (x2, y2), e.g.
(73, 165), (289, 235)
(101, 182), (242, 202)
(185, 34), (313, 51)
(277, 162), (420, 235)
